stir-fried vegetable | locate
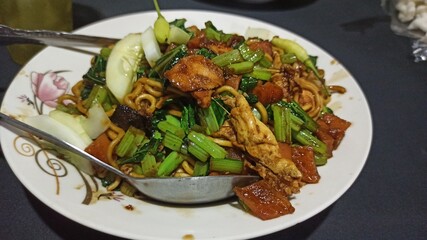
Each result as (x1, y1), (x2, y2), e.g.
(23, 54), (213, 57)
(22, 1), (351, 220)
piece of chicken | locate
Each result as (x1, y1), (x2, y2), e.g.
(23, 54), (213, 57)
(227, 94), (302, 180)
(164, 55), (224, 108)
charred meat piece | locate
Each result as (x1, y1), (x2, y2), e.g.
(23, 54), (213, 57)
(110, 104), (151, 132)
(291, 146), (320, 184)
(252, 82), (284, 105)
(234, 180), (295, 220)
(190, 90), (214, 109)
(164, 55), (225, 107)
(316, 113), (351, 154)
(247, 40), (273, 58)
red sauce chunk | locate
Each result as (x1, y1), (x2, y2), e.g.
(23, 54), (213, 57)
(234, 180), (295, 220)
(316, 113), (351, 153)
(292, 146), (320, 183)
(252, 82), (284, 105)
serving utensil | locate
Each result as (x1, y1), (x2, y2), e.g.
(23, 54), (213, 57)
(0, 24), (119, 47)
(0, 112), (259, 204)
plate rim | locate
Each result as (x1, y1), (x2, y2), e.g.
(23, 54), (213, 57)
(0, 9), (373, 240)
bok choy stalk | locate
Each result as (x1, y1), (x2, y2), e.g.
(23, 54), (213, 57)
(153, 0), (169, 44)
(271, 37), (320, 77)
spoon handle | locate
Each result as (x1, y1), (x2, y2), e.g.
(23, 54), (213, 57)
(0, 24), (119, 47)
(0, 112), (125, 177)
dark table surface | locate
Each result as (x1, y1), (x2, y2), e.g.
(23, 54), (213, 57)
(1, 0), (426, 239)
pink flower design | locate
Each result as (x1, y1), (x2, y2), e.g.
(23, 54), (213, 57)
(31, 71), (69, 108)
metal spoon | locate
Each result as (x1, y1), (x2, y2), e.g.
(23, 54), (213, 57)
(0, 24), (119, 47)
(0, 112), (259, 204)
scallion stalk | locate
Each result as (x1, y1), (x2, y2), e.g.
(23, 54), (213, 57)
(157, 120), (185, 139)
(247, 68), (271, 81)
(157, 151), (184, 177)
(292, 129), (327, 156)
(210, 158), (243, 174)
(193, 160), (209, 176)
(115, 129), (135, 157)
(212, 49), (243, 67)
(162, 131), (183, 152)
(227, 61), (254, 74)
(188, 131), (227, 159)
(141, 154), (158, 177)
(272, 104), (292, 143)
(187, 141), (210, 162)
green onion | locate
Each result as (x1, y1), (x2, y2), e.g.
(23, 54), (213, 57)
(292, 129), (327, 156)
(157, 151), (184, 177)
(238, 43), (264, 63)
(188, 131), (227, 159)
(119, 131), (162, 164)
(258, 56), (272, 68)
(314, 153), (328, 166)
(83, 85), (108, 109)
(281, 53), (297, 64)
(227, 61), (254, 74)
(210, 158), (243, 174)
(180, 105), (196, 134)
(247, 68), (271, 81)
(188, 141), (210, 162)
(162, 131), (183, 152)
(165, 114), (181, 127)
(193, 160), (209, 176)
(157, 120), (185, 139)
(212, 49), (243, 67)
(272, 104), (292, 143)
(115, 129), (135, 157)
(288, 100), (318, 132)
(115, 126), (146, 157)
(141, 154), (158, 177)
(125, 130), (146, 157)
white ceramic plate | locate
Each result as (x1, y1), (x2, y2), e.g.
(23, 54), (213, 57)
(0, 10), (372, 240)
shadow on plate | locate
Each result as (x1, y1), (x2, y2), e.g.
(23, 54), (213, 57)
(26, 186), (333, 239)
(25, 189), (126, 240)
(194, 0), (317, 10)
